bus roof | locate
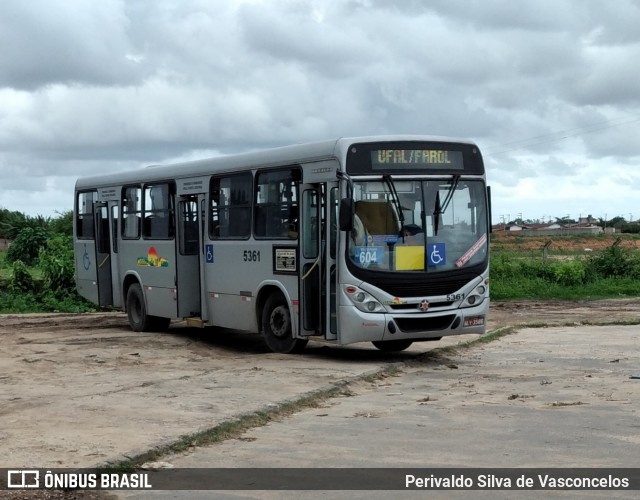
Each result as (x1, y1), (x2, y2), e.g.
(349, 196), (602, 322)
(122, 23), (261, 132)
(75, 135), (479, 190)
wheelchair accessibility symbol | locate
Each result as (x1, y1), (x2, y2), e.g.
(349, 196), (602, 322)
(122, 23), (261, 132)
(82, 244), (91, 270)
(205, 244), (214, 263)
(428, 243), (446, 267)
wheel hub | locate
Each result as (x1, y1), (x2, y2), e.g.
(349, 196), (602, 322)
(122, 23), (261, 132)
(270, 306), (289, 338)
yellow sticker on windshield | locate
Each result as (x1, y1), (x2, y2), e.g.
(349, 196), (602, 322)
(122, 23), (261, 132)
(396, 246), (424, 271)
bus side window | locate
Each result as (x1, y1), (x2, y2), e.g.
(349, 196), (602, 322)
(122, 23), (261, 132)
(210, 173), (251, 240)
(143, 183), (175, 240)
(179, 199), (199, 255)
(111, 205), (119, 253)
(122, 186), (141, 239)
(96, 206), (110, 254)
(76, 191), (96, 239)
(254, 168), (298, 239)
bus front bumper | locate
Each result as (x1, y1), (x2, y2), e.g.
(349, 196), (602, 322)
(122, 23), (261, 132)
(338, 300), (489, 345)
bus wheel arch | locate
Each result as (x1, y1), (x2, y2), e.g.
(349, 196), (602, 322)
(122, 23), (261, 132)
(255, 285), (290, 335)
(124, 276), (171, 332)
(126, 282), (150, 332)
(259, 289), (308, 354)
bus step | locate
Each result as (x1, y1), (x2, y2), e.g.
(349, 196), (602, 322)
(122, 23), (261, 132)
(185, 317), (205, 328)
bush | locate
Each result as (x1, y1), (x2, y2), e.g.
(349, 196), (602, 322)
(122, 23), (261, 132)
(6, 226), (50, 266)
(10, 260), (35, 292)
(586, 246), (640, 279)
(0, 290), (40, 313)
(518, 259), (555, 281)
(39, 234), (75, 293)
(490, 254), (555, 282)
(491, 245), (640, 300)
(553, 260), (586, 286)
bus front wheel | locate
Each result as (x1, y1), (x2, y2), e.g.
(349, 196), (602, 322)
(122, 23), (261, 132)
(372, 340), (413, 352)
(126, 283), (171, 332)
(262, 295), (308, 354)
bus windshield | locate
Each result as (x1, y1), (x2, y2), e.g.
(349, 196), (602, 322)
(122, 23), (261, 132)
(348, 179), (488, 273)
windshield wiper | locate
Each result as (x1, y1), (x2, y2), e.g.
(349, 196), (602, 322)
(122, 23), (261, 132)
(382, 174), (405, 229)
(433, 175), (460, 236)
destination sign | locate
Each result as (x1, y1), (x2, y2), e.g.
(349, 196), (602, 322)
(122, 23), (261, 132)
(371, 149), (464, 170)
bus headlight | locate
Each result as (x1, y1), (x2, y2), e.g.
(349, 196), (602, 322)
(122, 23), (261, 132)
(344, 285), (384, 313)
(462, 282), (488, 308)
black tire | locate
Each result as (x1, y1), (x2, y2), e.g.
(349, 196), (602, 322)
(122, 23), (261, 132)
(262, 294), (308, 354)
(126, 283), (171, 332)
(372, 339), (413, 352)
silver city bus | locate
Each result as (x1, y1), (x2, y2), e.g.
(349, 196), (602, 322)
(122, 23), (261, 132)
(74, 136), (491, 353)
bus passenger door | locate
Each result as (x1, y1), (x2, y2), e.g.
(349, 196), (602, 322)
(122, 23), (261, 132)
(325, 183), (339, 340)
(299, 184), (321, 335)
(109, 202), (122, 307)
(94, 202), (114, 307)
(175, 195), (202, 318)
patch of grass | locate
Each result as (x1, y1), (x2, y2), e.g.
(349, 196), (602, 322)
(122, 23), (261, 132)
(548, 401), (587, 407)
(492, 276), (640, 301)
(490, 246), (640, 300)
(0, 290), (96, 314)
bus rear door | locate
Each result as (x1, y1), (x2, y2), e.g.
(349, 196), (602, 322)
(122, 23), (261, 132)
(175, 195), (202, 319)
(94, 202), (114, 307)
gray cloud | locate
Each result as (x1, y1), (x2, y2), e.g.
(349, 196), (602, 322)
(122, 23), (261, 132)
(0, 0), (639, 221)
(0, 0), (142, 90)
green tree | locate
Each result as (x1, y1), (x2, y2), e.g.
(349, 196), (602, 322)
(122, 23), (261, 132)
(608, 216), (626, 229)
(49, 210), (74, 236)
(0, 208), (27, 239)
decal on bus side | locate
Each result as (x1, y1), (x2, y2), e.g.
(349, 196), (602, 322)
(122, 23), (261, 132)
(205, 244), (214, 263)
(137, 246), (169, 267)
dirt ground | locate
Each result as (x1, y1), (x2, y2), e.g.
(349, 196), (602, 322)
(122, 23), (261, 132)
(488, 297), (640, 329)
(1, 299), (639, 499)
(1, 295), (638, 342)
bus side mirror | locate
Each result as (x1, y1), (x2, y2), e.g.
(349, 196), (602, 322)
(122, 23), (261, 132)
(339, 198), (354, 231)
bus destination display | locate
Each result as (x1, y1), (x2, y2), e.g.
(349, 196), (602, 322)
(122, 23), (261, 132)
(371, 149), (464, 170)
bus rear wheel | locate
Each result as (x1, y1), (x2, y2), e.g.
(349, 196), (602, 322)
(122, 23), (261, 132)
(126, 283), (170, 332)
(262, 294), (308, 354)
(372, 340), (413, 352)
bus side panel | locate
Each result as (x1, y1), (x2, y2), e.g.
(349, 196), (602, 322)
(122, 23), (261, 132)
(121, 239), (178, 319)
(203, 242), (298, 334)
(203, 243), (262, 333)
(75, 239), (99, 305)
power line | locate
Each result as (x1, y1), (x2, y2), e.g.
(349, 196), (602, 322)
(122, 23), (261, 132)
(484, 114), (640, 156)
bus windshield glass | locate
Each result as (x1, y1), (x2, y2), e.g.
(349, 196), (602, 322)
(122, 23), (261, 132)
(348, 179), (488, 273)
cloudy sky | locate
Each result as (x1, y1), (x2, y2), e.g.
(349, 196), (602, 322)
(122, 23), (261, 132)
(1, 0), (639, 224)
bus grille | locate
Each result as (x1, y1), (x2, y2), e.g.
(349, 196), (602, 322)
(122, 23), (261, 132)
(376, 277), (474, 298)
(389, 301), (453, 310)
(394, 315), (456, 333)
